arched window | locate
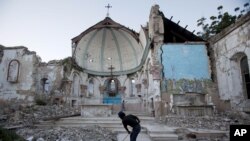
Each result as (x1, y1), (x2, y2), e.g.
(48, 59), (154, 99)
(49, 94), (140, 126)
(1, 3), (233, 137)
(72, 73), (80, 96)
(88, 78), (94, 97)
(130, 78), (135, 97)
(240, 56), (250, 99)
(7, 60), (20, 82)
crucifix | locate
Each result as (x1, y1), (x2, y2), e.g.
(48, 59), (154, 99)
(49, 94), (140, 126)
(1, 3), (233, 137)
(108, 65), (115, 78)
(105, 4), (112, 17)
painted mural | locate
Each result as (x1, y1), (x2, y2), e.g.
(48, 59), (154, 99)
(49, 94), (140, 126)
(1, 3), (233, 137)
(162, 78), (213, 94)
(159, 43), (212, 94)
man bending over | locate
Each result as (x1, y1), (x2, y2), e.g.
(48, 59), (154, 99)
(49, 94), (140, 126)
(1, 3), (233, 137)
(118, 111), (141, 141)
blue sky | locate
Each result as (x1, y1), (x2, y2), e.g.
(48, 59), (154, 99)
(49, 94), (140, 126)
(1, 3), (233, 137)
(0, 0), (249, 62)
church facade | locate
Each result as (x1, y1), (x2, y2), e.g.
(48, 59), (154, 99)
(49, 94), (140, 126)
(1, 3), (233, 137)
(0, 5), (249, 117)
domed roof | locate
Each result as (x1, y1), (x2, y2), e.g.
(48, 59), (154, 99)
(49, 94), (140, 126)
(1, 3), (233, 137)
(72, 17), (146, 75)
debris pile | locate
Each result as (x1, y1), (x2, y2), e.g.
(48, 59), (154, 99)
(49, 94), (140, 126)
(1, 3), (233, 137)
(175, 128), (229, 141)
(3, 105), (80, 127)
(1, 100), (117, 141)
(16, 126), (117, 141)
(165, 112), (250, 131)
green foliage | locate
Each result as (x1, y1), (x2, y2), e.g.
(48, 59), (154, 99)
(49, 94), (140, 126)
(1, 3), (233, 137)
(197, 3), (249, 39)
(61, 57), (83, 75)
(0, 127), (25, 141)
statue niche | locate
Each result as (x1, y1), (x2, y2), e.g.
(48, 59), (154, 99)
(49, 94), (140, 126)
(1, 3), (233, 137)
(107, 78), (118, 97)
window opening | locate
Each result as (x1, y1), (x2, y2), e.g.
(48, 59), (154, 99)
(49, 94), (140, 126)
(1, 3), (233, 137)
(41, 78), (49, 94)
(240, 56), (250, 99)
(130, 78), (135, 97)
(88, 78), (94, 97)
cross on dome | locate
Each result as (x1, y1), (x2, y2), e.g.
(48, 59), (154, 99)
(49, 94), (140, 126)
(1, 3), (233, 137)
(105, 4), (112, 17)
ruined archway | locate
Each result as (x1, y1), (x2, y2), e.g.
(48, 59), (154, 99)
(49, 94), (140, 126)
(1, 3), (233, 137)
(40, 78), (49, 94)
(231, 52), (249, 99)
(240, 56), (250, 99)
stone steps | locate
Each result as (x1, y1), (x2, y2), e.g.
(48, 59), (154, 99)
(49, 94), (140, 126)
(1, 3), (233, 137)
(36, 115), (179, 141)
(145, 124), (178, 141)
(149, 133), (179, 141)
(37, 116), (153, 132)
(117, 133), (152, 141)
(121, 111), (151, 116)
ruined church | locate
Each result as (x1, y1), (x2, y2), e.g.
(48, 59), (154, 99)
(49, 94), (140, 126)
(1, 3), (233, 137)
(0, 5), (249, 117)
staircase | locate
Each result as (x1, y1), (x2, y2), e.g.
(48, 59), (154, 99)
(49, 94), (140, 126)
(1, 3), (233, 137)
(36, 112), (178, 141)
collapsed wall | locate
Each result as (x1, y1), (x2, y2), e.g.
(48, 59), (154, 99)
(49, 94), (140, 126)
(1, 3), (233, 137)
(209, 12), (250, 112)
(0, 45), (65, 103)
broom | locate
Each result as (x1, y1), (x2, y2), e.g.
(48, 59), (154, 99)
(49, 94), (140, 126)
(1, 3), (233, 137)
(122, 134), (129, 141)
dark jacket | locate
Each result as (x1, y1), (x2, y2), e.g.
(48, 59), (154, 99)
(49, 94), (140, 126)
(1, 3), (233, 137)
(121, 114), (140, 133)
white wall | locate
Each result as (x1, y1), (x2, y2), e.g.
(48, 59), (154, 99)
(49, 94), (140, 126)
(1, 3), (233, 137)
(0, 47), (37, 101)
(211, 16), (250, 110)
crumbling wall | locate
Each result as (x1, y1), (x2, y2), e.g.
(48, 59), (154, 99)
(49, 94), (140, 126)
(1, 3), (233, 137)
(159, 43), (214, 95)
(159, 43), (218, 115)
(0, 46), (39, 101)
(148, 4), (165, 118)
(37, 61), (64, 95)
(0, 46), (66, 103)
(209, 13), (250, 112)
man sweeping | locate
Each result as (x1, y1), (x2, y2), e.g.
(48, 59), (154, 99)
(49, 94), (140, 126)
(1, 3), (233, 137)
(118, 111), (141, 141)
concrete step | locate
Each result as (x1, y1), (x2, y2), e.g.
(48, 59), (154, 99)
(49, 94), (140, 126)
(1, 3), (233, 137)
(59, 115), (155, 121)
(117, 133), (152, 141)
(35, 115), (179, 141)
(144, 124), (179, 141)
(37, 116), (156, 128)
(37, 122), (148, 133)
(121, 111), (151, 117)
(149, 133), (178, 141)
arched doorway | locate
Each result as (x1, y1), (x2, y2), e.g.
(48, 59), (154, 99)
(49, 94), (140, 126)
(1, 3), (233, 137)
(103, 78), (121, 104)
(240, 56), (250, 99)
(40, 78), (49, 94)
(230, 53), (250, 112)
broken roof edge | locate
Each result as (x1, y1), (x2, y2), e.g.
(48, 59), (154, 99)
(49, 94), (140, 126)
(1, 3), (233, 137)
(0, 45), (38, 55)
(157, 8), (204, 42)
(163, 17), (203, 41)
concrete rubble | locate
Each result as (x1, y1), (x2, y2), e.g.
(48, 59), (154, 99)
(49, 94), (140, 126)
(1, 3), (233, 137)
(1, 104), (80, 127)
(16, 126), (117, 141)
(1, 100), (250, 141)
(164, 112), (250, 141)
(165, 112), (250, 131)
(0, 100), (117, 141)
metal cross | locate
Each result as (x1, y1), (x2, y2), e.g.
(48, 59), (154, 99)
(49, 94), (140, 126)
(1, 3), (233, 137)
(105, 4), (112, 17)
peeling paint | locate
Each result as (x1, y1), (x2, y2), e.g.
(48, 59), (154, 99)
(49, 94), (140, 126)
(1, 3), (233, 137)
(210, 14), (250, 112)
